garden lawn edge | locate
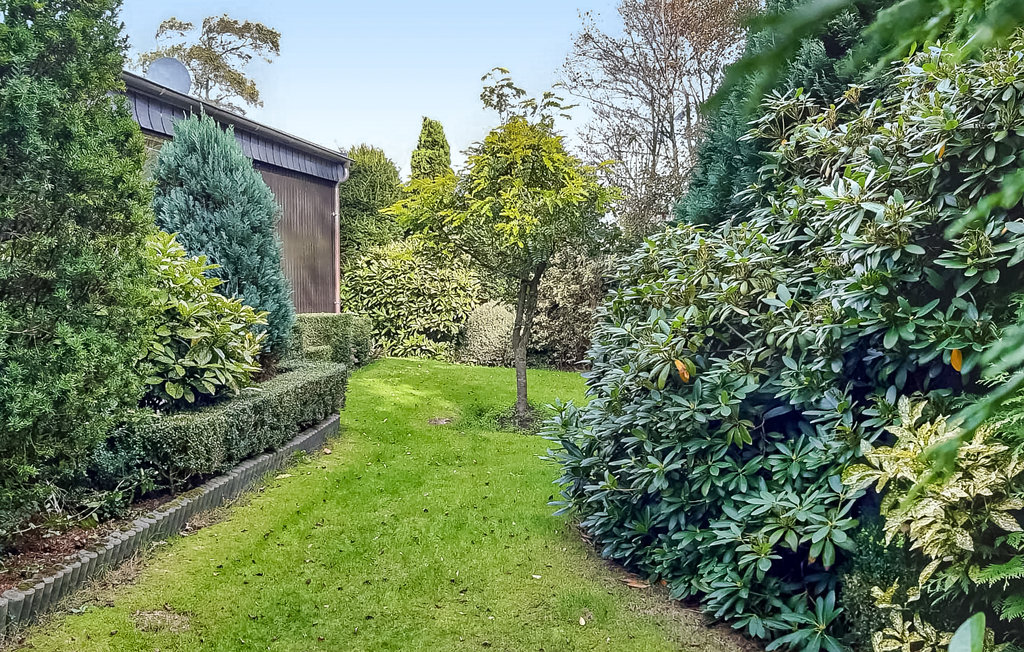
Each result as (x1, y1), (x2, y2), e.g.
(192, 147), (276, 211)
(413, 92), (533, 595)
(0, 415), (339, 643)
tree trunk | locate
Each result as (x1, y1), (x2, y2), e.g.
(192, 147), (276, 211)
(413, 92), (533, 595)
(511, 265), (546, 426)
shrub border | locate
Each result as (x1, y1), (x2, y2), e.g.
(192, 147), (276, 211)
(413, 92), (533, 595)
(0, 413), (340, 640)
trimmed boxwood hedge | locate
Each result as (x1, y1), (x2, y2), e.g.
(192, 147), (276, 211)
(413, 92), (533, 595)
(351, 316), (373, 367)
(292, 312), (373, 367)
(104, 363), (347, 492)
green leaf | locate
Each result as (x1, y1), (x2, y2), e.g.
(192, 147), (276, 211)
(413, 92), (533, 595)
(949, 613), (985, 652)
(165, 381), (184, 400)
(884, 329), (899, 349)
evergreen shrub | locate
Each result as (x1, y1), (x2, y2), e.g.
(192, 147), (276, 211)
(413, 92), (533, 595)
(459, 302), (514, 367)
(410, 117), (452, 180)
(675, 0), (891, 227)
(338, 144), (403, 257)
(100, 363), (347, 492)
(0, 0), (153, 542)
(340, 239), (478, 360)
(153, 115), (295, 358)
(292, 313), (353, 364)
(291, 312), (374, 368)
(843, 398), (1024, 647)
(547, 37), (1024, 649)
(141, 231), (266, 409)
(351, 315), (374, 367)
(531, 251), (611, 369)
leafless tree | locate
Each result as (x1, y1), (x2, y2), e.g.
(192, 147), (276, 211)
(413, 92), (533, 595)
(564, 0), (755, 237)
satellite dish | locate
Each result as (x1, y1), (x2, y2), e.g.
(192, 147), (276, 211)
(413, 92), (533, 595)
(145, 57), (192, 95)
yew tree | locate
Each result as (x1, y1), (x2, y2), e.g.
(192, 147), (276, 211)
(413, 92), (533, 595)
(391, 72), (616, 422)
(0, 0), (153, 537)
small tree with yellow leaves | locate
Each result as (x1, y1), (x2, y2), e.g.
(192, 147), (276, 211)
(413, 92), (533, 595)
(389, 70), (617, 423)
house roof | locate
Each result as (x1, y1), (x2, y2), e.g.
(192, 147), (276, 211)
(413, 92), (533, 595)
(123, 71), (350, 183)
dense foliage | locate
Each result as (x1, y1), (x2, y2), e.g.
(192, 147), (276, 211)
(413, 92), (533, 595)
(153, 115), (295, 358)
(675, 0), (889, 227)
(548, 37), (1024, 650)
(410, 117), (452, 180)
(97, 362), (346, 493)
(339, 239), (479, 360)
(291, 312), (375, 368)
(845, 398), (1024, 647)
(531, 250), (612, 370)
(141, 232), (266, 410)
(350, 315), (374, 368)
(338, 144), (403, 258)
(459, 302), (515, 367)
(0, 0), (153, 542)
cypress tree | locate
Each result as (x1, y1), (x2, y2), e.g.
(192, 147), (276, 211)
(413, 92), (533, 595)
(674, 0), (890, 226)
(153, 115), (295, 358)
(0, 0), (154, 536)
(410, 117), (452, 180)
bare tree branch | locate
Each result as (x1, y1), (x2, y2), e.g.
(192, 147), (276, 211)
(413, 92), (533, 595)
(563, 0), (755, 238)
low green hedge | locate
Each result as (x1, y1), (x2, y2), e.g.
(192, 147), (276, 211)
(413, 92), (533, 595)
(100, 363), (347, 492)
(351, 316), (372, 366)
(292, 312), (373, 367)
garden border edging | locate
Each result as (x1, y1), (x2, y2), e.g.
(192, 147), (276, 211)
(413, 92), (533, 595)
(0, 413), (340, 641)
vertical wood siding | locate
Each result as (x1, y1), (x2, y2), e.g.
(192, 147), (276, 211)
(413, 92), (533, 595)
(256, 163), (338, 314)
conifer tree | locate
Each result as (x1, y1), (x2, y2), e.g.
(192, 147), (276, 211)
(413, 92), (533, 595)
(153, 115), (295, 358)
(338, 144), (403, 257)
(0, 0), (153, 536)
(674, 0), (890, 226)
(410, 117), (452, 180)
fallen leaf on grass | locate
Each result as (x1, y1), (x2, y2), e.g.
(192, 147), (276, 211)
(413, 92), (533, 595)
(620, 578), (650, 589)
(322, 448), (332, 455)
(275, 474), (292, 480)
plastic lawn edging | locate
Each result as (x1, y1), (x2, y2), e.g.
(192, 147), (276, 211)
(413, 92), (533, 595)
(0, 414), (340, 642)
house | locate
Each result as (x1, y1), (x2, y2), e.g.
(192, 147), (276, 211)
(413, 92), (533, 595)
(122, 71), (351, 314)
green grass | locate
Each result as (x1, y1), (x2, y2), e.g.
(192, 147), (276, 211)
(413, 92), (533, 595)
(19, 359), (748, 652)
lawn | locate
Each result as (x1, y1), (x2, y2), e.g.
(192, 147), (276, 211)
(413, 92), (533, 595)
(17, 359), (748, 652)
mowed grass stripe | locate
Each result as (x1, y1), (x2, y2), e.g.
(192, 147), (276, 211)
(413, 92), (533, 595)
(19, 359), (748, 652)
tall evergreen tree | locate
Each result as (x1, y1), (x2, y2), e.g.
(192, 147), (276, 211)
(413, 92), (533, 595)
(153, 115), (295, 358)
(0, 0), (154, 536)
(410, 117), (452, 180)
(338, 144), (403, 258)
(674, 0), (889, 226)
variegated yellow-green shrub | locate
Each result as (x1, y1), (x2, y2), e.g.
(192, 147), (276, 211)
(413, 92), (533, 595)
(844, 398), (1024, 649)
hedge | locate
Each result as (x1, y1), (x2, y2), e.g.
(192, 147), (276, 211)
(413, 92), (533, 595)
(102, 363), (347, 492)
(291, 312), (373, 367)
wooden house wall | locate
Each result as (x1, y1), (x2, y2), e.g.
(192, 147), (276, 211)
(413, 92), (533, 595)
(254, 163), (338, 314)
